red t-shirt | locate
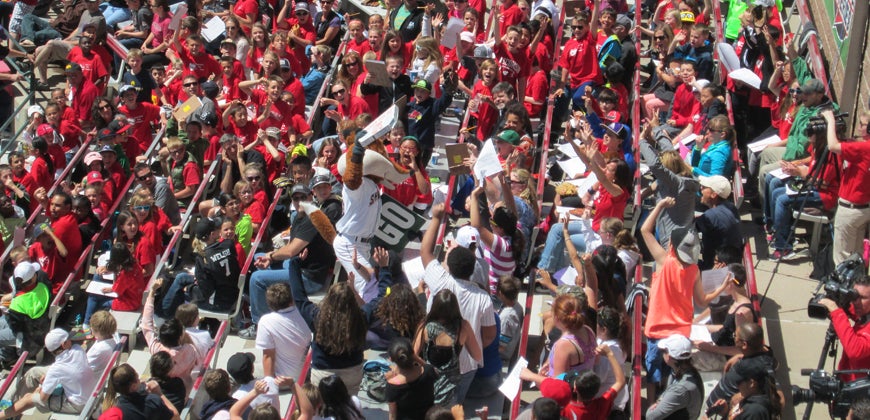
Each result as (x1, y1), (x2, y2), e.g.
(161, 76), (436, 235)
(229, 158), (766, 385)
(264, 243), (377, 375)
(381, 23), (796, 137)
(249, 90), (296, 131)
(286, 114), (311, 139)
(346, 38), (372, 57)
(383, 167), (432, 206)
(178, 47), (222, 81)
(67, 47), (109, 86)
(111, 268), (147, 311)
(51, 213), (83, 289)
(670, 83), (701, 127)
(532, 42), (552, 74)
(141, 209), (172, 256)
(592, 184), (628, 231)
(70, 79), (100, 124)
(471, 81), (497, 140)
(524, 69), (548, 116)
(493, 43), (530, 91)
(221, 73), (245, 103)
(229, 120), (260, 146)
(357, 72), (379, 115)
(244, 200), (266, 224)
(338, 96), (371, 120)
(233, 0), (258, 36)
(559, 32), (603, 88)
(562, 388), (617, 420)
(29, 242), (61, 292)
(174, 160), (202, 190)
(25, 155), (53, 194)
(498, 4), (524, 38)
(279, 19), (316, 75)
(119, 102), (162, 152)
(838, 140), (870, 205)
(284, 77), (306, 117)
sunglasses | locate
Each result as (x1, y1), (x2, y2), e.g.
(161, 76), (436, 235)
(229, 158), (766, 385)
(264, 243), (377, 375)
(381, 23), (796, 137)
(295, 10), (308, 15)
(100, 104), (112, 110)
(137, 172), (153, 181)
(133, 205), (151, 212)
(183, 82), (198, 87)
(572, 26), (586, 30)
(332, 88), (346, 95)
(247, 176), (261, 181)
(346, 61), (359, 66)
(654, 35), (666, 40)
(226, 26), (238, 30)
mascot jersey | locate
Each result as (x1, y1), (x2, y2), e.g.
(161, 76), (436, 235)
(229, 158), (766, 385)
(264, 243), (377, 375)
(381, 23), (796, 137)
(336, 177), (381, 239)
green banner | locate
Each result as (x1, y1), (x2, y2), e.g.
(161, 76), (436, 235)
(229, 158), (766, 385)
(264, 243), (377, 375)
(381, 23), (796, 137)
(373, 194), (427, 252)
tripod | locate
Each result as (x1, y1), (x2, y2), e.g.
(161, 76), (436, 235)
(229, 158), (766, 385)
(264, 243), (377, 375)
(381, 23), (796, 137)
(801, 323), (840, 420)
(759, 146), (833, 307)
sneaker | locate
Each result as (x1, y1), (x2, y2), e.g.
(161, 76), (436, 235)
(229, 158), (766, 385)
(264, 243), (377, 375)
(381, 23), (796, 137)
(238, 324), (257, 340)
(769, 249), (793, 261)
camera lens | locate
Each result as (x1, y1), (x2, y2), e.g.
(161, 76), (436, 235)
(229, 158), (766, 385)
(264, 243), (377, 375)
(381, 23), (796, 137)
(792, 385), (816, 405)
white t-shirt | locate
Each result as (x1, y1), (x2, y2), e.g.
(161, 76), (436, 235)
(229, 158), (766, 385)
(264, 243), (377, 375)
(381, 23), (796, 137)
(594, 338), (628, 410)
(423, 260), (496, 374)
(86, 338), (116, 373)
(43, 345), (97, 406)
(255, 307), (312, 379)
(336, 178), (381, 238)
(231, 377), (280, 411)
(186, 327), (215, 362)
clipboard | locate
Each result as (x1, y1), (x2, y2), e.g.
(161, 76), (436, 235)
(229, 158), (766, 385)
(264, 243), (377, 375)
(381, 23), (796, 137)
(445, 143), (471, 175)
(364, 60), (393, 88)
(173, 96), (202, 122)
(168, 4), (188, 31)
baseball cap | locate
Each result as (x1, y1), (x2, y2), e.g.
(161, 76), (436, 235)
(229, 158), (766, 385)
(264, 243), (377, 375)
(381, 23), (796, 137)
(412, 79), (431, 92)
(495, 129), (521, 146)
(614, 14), (632, 30)
(87, 171), (104, 184)
(27, 105), (44, 118)
(733, 358), (772, 385)
(108, 119), (132, 134)
(45, 328), (69, 352)
(692, 79), (711, 92)
(193, 218), (218, 240)
(601, 122), (628, 142)
(295, 1), (309, 11)
(265, 127), (281, 140)
(459, 31), (475, 43)
(36, 124), (54, 138)
(32, 222), (50, 240)
(670, 227), (700, 265)
(699, 175), (732, 200)
(98, 128), (116, 141)
(473, 45), (492, 59)
(280, 59), (291, 70)
(227, 352), (256, 384)
(99, 144), (117, 154)
(200, 112), (218, 127)
(680, 11), (695, 23)
(454, 225), (479, 249)
(290, 184), (311, 197)
(539, 378), (571, 406)
(309, 174), (331, 189)
(84, 151), (103, 166)
(657, 334), (693, 360)
(119, 84), (137, 95)
(64, 63), (83, 73)
(13, 261), (41, 283)
(799, 78), (825, 94)
(201, 80), (220, 97)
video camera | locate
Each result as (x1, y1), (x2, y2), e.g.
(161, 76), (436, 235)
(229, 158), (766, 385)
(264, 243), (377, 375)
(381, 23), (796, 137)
(792, 369), (870, 419)
(805, 111), (848, 137)
(807, 254), (866, 319)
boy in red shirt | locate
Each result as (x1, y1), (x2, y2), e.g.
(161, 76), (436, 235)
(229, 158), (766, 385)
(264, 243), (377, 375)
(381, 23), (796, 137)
(497, 0), (524, 38)
(219, 56), (244, 103)
(523, 55), (548, 117)
(239, 76), (295, 132)
(562, 344), (625, 419)
(493, 19), (530, 102)
(118, 85), (166, 152)
(222, 103), (260, 146)
(560, 14), (603, 111)
(172, 33), (221, 82)
(160, 137), (202, 204)
(66, 35), (108, 92)
(653, 59), (700, 138)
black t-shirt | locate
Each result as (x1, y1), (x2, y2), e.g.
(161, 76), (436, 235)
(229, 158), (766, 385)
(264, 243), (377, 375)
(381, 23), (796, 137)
(194, 240), (241, 311)
(706, 350), (776, 408)
(115, 389), (175, 420)
(157, 377), (186, 414)
(385, 363), (438, 420)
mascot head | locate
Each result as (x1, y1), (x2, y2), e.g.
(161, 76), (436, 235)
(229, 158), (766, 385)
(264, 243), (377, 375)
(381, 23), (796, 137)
(339, 128), (409, 189)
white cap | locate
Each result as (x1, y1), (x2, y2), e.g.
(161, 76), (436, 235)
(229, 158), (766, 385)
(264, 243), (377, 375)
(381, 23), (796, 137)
(454, 225), (479, 249)
(692, 79), (711, 92)
(45, 328), (69, 352)
(657, 334), (693, 360)
(27, 105), (44, 118)
(699, 175), (732, 200)
(13, 262), (40, 283)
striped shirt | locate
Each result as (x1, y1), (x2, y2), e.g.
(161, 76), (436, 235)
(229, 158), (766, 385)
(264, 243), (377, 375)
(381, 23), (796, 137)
(485, 235), (515, 295)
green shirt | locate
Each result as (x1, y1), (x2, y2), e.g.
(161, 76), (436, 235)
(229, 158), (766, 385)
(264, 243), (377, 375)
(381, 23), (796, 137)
(236, 213), (253, 254)
(783, 101), (839, 161)
(9, 282), (50, 319)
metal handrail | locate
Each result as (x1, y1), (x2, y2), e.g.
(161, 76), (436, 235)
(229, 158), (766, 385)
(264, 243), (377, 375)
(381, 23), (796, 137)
(76, 336), (128, 420)
(0, 351), (28, 398)
(630, 264), (644, 420)
(0, 92), (35, 157)
(283, 350), (314, 420)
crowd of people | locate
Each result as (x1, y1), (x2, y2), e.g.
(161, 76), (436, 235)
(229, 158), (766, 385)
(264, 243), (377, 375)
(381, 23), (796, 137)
(0, 0), (865, 418)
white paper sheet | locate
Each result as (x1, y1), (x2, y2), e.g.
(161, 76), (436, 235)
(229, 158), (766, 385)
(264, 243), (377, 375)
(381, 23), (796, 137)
(564, 174), (599, 195)
(401, 256), (425, 289)
(747, 134), (782, 153)
(717, 42), (740, 74)
(701, 268), (731, 302)
(557, 141), (581, 158)
(168, 4), (187, 31)
(96, 252), (115, 280)
(499, 357), (529, 399)
(691, 324), (713, 342)
(473, 139), (503, 181)
(557, 158), (587, 179)
(680, 133), (699, 145)
(86, 281), (118, 298)
(201, 16), (226, 43)
(729, 68), (762, 89)
(440, 18), (465, 49)
(769, 168), (789, 179)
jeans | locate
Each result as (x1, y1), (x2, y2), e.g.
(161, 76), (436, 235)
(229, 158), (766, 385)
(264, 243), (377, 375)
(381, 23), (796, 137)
(465, 371), (502, 399)
(537, 221), (587, 273)
(567, 81), (596, 112)
(159, 273), (195, 319)
(19, 15), (60, 45)
(249, 254), (325, 324)
(99, 3), (132, 28)
(454, 368), (478, 405)
(769, 182), (823, 251)
(84, 295), (113, 325)
(0, 317), (18, 347)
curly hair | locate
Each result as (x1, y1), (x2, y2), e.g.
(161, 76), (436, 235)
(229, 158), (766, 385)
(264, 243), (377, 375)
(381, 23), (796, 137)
(315, 283), (367, 356)
(375, 283), (424, 340)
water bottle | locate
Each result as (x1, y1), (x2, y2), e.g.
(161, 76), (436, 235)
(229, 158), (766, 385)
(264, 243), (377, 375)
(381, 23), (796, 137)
(74, 314), (82, 330)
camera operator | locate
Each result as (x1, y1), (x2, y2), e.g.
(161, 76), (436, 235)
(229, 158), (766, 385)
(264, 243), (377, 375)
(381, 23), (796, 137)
(817, 275), (870, 382)
(824, 109), (870, 265)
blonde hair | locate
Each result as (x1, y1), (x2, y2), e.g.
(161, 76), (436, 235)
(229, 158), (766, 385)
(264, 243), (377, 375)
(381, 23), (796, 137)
(165, 137), (184, 150)
(126, 48), (143, 60)
(660, 150), (692, 176)
(90, 311), (117, 338)
(414, 37), (443, 73)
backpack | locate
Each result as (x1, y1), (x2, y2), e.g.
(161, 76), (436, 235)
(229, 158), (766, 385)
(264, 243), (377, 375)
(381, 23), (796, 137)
(360, 359), (391, 402)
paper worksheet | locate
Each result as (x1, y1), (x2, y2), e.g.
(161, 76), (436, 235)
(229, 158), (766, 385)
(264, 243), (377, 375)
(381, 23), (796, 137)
(499, 357), (529, 398)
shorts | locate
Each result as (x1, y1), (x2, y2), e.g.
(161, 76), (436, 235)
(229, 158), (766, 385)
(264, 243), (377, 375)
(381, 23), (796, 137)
(645, 336), (672, 384)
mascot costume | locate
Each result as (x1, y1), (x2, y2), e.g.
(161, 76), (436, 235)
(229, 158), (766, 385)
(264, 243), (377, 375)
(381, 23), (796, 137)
(300, 128), (407, 301)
